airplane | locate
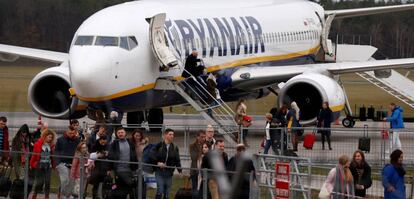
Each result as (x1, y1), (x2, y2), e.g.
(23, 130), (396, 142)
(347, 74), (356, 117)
(1, 0), (414, 128)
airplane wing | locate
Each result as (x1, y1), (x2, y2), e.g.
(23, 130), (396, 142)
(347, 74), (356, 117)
(325, 4), (414, 19)
(0, 44), (68, 64)
(231, 58), (414, 89)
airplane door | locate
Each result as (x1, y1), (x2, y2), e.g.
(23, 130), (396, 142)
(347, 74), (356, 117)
(149, 13), (178, 71)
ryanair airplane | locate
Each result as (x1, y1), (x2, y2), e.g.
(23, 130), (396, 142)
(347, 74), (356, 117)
(1, 0), (414, 126)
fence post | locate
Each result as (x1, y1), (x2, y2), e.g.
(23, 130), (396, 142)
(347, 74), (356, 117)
(281, 127), (285, 156)
(203, 169), (208, 199)
(411, 176), (414, 199)
(79, 155), (85, 199)
(137, 161), (143, 199)
(24, 151), (29, 199)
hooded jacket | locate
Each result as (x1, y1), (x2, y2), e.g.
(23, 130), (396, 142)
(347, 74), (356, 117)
(11, 124), (31, 165)
(387, 106), (404, 129)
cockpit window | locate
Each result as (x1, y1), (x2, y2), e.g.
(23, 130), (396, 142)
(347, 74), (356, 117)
(120, 37), (129, 50)
(95, 36), (119, 46)
(128, 36), (138, 49)
(74, 36), (94, 46)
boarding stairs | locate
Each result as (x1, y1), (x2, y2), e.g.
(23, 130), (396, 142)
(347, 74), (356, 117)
(154, 75), (239, 145)
(357, 69), (414, 109)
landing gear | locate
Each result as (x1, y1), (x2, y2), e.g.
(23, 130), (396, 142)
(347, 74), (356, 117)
(126, 109), (164, 133)
(148, 108), (163, 133)
(342, 117), (355, 128)
(127, 111), (145, 129)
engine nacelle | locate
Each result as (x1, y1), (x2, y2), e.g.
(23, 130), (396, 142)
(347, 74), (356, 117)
(0, 53), (19, 62)
(28, 66), (86, 119)
(279, 73), (345, 124)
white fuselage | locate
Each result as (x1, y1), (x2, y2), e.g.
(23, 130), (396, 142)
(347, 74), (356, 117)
(68, 0), (325, 111)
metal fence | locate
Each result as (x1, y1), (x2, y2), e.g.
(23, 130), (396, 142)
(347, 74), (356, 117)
(7, 123), (414, 166)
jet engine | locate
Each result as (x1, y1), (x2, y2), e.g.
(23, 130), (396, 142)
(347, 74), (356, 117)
(278, 73), (345, 124)
(28, 66), (86, 119)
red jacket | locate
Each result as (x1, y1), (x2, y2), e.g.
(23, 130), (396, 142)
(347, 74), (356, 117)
(1, 126), (10, 160)
(30, 139), (54, 169)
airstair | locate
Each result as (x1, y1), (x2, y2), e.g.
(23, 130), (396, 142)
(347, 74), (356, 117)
(335, 44), (414, 109)
(154, 76), (239, 145)
(357, 69), (414, 108)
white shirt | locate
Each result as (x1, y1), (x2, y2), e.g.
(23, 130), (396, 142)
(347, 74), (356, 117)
(265, 122), (271, 140)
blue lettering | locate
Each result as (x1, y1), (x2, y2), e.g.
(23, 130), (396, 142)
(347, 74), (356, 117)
(204, 18), (222, 57)
(214, 18), (235, 56)
(175, 20), (195, 57)
(246, 16), (265, 53)
(240, 17), (253, 54)
(231, 17), (247, 55)
(188, 19), (207, 58)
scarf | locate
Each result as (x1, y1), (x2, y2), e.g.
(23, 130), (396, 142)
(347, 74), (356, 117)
(333, 166), (355, 199)
(394, 164), (406, 177)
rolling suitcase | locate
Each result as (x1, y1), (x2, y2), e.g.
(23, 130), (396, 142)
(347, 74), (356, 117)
(9, 179), (31, 199)
(358, 125), (371, 153)
(0, 166), (12, 197)
(303, 130), (316, 150)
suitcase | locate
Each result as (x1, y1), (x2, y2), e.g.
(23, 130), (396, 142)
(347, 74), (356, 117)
(9, 179), (31, 199)
(0, 166), (12, 197)
(174, 178), (192, 199)
(358, 125), (371, 152)
(303, 132), (316, 150)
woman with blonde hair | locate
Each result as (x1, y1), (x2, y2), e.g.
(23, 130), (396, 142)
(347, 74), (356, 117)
(322, 155), (355, 199)
(30, 129), (56, 199)
(287, 101), (301, 151)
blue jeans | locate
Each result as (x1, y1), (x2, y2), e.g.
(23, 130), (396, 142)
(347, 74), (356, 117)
(263, 139), (272, 154)
(155, 173), (173, 199)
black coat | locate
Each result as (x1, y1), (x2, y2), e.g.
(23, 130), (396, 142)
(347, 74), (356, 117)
(108, 139), (138, 171)
(182, 54), (202, 78)
(317, 108), (333, 128)
(54, 135), (81, 165)
(149, 141), (182, 176)
(201, 150), (229, 180)
(350, 162), (372, 197)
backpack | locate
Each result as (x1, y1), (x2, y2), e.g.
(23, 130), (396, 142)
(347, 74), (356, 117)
(142, 143), (157, 173)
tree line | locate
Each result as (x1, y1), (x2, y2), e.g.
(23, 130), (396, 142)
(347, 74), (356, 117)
(1, 0), (414, 58)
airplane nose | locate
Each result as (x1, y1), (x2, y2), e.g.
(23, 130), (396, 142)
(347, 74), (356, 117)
(69, 48), (112, 100)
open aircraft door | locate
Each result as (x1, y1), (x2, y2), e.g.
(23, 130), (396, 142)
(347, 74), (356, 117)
(149, 13), (178, 71)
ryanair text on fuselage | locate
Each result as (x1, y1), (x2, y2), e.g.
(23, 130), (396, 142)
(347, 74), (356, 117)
(165, 16), (266, 58)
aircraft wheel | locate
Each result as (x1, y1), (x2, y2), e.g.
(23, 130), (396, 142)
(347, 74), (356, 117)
(148, 108), (163, 133)
(127, 111), (145, 129)
(342, 117), (355, 128)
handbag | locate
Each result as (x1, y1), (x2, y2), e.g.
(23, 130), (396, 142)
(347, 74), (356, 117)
(242, 115), (252, 127)
(382, 122), (389, 140)
(318, 182), (330, 199)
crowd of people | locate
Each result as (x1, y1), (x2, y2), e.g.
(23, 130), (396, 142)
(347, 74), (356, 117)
(0, 99), (408, 199)
(0, 116), (256, 199)
(319, 149), (406, 199)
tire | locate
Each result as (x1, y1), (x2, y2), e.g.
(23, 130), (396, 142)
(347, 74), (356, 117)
(342, 117), (354, 128)
(148, 108), (163, 133)
(127, 111), (145, 129)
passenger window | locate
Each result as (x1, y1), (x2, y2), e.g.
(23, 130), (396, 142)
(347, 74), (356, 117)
(120, 37), (129, 50)
(128, 36), (138, 49)
(95, 36), (119, 46)
(74, 36), (94, 46)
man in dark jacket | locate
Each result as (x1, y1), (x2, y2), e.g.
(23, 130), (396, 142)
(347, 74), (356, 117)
(189, 130), (206, 198)
(55, 125), (81, 198)
(182, 50), (202, 78)
(86, 125), (111, 152)
(108, 127), (141, 199)
(149, 128), (182, 199)
(0, 116), (9, 165)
